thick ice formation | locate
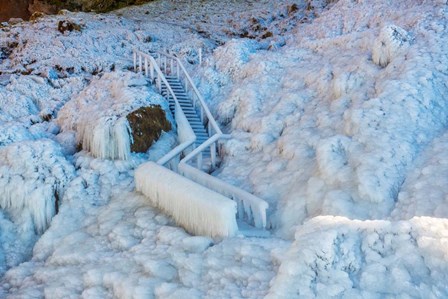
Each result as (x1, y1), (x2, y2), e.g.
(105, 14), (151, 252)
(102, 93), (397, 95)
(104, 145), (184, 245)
(57, 71), (172, 160)
(392, 131), (448, 220)
(196, 0), (448, 235)
(0, 139), (75, 233)
(372, 25), (412, 68)
(267, 216), (448, 298)
(1, 0), (448, 297)
(0, 158), (283, 297)
(135, 162), (238, 238)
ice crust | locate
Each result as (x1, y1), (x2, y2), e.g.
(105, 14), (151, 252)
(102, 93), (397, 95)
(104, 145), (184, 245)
(0, 0), (448, 297)
(135, 162), (238, 238)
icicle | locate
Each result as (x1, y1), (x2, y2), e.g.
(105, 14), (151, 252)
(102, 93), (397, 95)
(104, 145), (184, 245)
(135, 162), (238, 238)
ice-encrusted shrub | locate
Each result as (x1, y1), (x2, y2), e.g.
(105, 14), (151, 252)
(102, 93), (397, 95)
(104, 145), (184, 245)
(372, 25), (411, 67)
(0, 139), (75, 234)
(332, 71), (365, 99)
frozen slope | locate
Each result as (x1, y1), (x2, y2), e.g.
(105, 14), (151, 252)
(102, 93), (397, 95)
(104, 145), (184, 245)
(1, 155), (287, 298)
(0, 7), (203, 276)
(391, 131), (448, 220)
(1, 0), (448, 298)
(267, 216), (448, 298)
(195, 0), (448, 236)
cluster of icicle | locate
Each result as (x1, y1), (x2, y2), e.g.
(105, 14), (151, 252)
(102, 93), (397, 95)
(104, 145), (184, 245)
(135, 161), (239, 238)
(0, 140), (75, 234)
(77, 116), (132, 160)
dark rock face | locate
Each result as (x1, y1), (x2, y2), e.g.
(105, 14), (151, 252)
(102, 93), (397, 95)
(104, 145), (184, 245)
(0, 0), (153, 22)
(31, 0), (152, 13)
(0, 0), (31, 22)
(127, 105), (171, 153)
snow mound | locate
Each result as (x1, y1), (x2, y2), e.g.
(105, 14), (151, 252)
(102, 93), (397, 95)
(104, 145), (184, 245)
(0, 139), (75, 233)
(267, 216), (448, 298)
(0, 122), (34, 146)
(392, 131), (448, 220)
(196, 0), (448, 235)
(372, 25), (412, 68)
(214, 39), (260, 78)
(57, 71), (172, 160)
(0, 73), (85, 123)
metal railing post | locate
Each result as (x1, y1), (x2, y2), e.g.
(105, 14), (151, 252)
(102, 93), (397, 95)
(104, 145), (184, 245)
(211, 142), (216, 168)
(150, 62), (154, 80)
(196, 152), (203, 169)
(144, 58), (148, 77)
(139, 54), (142, 72)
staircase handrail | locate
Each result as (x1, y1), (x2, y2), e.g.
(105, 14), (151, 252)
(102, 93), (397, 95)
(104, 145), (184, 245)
(179, 133), (268, 229)
(156, 105), (196, 168)
(133, 49), (196, 169)
(155, 51), (223, 136)
(133, 49), (269, 231)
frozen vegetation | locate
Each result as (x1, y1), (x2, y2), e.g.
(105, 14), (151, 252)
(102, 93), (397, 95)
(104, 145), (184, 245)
(0, 0), (447, 298)
(57, 71), (172, 160)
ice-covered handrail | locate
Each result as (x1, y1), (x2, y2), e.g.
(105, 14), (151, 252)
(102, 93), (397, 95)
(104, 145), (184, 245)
(156, 103), (196, 170)
(132, 49), (269, 232)
(155, 51), (222, 136)
(179, 133), (268, 229)
(133, 49), (196, 169)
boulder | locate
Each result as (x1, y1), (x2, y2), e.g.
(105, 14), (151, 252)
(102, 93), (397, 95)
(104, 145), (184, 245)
(127, 105), (172, 153)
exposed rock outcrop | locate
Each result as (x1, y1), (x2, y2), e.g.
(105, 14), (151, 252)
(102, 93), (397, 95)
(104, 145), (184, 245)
(127, 106), (172, 153)
(0, 0), (31, 22)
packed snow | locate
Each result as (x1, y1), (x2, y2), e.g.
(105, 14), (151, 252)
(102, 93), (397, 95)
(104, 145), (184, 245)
(0, 0), (448, 298)
(267, 216), (448, 298)
(196, 0), (448, 236)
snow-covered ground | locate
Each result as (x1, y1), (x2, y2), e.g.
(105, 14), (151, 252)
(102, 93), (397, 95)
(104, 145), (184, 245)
(1, 0), (448, 297)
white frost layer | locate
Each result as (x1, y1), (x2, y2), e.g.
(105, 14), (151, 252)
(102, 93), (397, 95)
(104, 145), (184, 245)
(195, 0), (448, 235)
(0, 139), (75, 233)
(392, 131), (448, 220)
(57, 71), (172, 160)
(1, 153), (283, 297)
(135, 161), (238, 238)
(267, 216), (448, 299)
(372, 25), (412, 68)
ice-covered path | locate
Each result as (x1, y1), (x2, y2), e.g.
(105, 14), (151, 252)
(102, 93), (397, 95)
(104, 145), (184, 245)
(1, 155), (287, 298)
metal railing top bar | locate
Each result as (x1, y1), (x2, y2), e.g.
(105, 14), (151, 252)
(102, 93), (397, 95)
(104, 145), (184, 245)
(181, 133), (230, 163)
(132, 48), (269, 232)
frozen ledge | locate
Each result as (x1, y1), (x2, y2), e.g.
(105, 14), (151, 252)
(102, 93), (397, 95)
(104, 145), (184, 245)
(135, 161), (238, 238)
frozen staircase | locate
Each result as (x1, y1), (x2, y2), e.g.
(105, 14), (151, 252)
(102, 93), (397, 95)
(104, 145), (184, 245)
(133, 49), (269, 238)
(161, 77), (211, 160)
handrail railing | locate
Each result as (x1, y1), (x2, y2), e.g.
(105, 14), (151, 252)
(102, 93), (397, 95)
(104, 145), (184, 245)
(179, 133), (268, 229)
(154, 52), (222, 137)
(133, 49), (196, 169)
(156, 104), (196, 171)
(132, 49), (269, 231)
